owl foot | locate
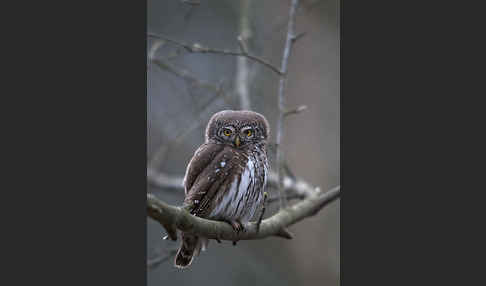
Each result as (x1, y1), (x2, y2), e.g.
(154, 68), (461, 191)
(226, 220), (245, 234)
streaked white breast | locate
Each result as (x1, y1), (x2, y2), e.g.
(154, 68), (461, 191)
(208, 158), (256, 221)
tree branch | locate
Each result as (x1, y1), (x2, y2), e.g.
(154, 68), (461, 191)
(275, 0), (301, 209)
(147, 185), (340, 242)
(148, 32), (283, 75)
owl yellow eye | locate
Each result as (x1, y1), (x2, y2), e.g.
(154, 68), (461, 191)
(245, 129), (252, 137)
(223, 129), (232, 136)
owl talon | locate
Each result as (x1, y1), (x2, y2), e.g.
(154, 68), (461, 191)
(226, 220), (244, 234)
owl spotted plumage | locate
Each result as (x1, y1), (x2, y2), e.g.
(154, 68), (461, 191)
(175, 110), (270, 269)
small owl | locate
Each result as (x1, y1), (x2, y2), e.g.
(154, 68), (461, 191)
(174, 110), (270, 269)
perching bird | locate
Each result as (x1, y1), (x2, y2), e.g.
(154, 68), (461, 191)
(174, 110), (270, 269)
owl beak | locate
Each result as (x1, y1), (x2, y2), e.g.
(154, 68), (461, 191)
(234, 136), (241, 147)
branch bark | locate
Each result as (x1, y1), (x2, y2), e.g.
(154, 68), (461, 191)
(147, 185), (340, 242)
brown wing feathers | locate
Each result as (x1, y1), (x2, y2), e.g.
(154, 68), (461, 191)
(183, 143), (223, 194)
(183, 145), (245, 217)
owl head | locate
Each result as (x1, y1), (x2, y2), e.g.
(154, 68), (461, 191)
(205, 110), (270, 148)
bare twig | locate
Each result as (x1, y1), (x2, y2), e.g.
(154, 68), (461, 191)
(292, 31), (307, 43)
(275, 0), (301, 209)
(237, 35), (249, 55)
(147, 185), (340, 242)
(152, 58), (226, 96)
(164, 48), (185, 61)
(284, 105), (308, 117)
(147, 33), (283, 75)
(148, 40), (165, 64)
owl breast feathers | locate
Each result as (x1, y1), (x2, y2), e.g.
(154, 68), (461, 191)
(175, 110), (270, 269)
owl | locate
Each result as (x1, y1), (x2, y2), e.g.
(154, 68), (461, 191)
(174, 110), (270, 269)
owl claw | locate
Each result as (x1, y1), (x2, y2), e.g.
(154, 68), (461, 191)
(226, 220), (245, 234)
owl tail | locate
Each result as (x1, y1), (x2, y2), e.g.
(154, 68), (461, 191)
(174, 234), (209, 269)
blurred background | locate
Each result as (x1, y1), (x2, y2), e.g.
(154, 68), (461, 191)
(147, 0), (339, 285)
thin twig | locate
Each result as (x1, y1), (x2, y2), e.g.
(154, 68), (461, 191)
(237, 35), (249, 55)
(284, 105), (308, 117)
(148, 40), (166, 65)
(292, 32), (307, 43)
(152, 58), (226, 95)
(275, 0), (301, 210)
(148, 33), (283, 75)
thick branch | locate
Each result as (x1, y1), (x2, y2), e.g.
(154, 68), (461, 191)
(275, 0), (301, 209)
(148, 33), (283, 75)
(147, 185), (340, 241)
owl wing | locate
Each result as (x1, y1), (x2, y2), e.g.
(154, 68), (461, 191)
(183, 143), (224, 195)
(183, 144), (245, 217)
